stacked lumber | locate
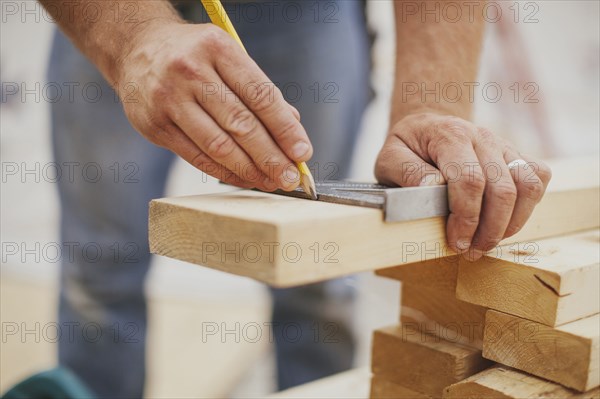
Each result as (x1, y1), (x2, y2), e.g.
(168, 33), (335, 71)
(146, 157), (599, 396)
(445, 366), (600, 399)
(458, 229), (600, 394)
(371, 229), (600, 398)
(371, 257), (493, 398)
(371, 324), (492, 398)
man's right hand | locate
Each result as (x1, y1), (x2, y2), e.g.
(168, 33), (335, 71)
(117, 22), (313, 191)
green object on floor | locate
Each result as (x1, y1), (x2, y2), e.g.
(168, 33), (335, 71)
(2, 367), (95, 399)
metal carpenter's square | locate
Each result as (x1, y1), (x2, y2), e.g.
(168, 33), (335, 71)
(271, 181), (449, 222)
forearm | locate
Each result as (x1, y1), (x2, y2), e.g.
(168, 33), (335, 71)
(39, 0), (182, 84)
(391, 0), (485, 124)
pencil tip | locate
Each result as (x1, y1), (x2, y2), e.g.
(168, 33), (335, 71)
(300, 171), (318, 200)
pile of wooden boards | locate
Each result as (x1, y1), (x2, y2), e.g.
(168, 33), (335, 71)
(371, 229), (600, 399)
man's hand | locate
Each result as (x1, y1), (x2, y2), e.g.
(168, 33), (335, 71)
(375, 113), (552, 260)
(118, 22), (312, 191)
(39, 1), (312, 191)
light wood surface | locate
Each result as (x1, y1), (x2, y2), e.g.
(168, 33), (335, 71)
(376, 257), (459, 292)
(150, 158), (599, 287)
(456, 229), (600, 326)
(401, 284), (488, 349)
(483, 311), (600, 392)
(371, 325), (492, 397)
(370, 376), (433, 399)
(444, 366), (600, 399)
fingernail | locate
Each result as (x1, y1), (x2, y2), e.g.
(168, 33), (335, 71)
(291, 142), (310, 159)
(456, 239), (471, 251)
(282, 167), (299, 186)
(420, 174), (438, 186)
(263, 177), (276, 191)
(467, 248), (484, 262)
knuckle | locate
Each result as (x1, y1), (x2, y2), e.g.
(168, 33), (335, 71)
(432, 128), (471, 153)
(166, 53), (203, 81)
(246, 83), (277, 112)
(205, 134), (236, 159)
(164, 102), (183, 122)
(493, 182), (518, 205)
(477, 127), (496, 143)
(273, 118), (300, 141)
(141, 115), (169, 144)
(225, 108), (259, 139)
(459, 215), (480, 230)
(520, 178), (545, 201)
(150, 83), (171, 105)
(460, 172), (486, 194)
(200, 24), (228, 52)
(438, 117), (472, 138)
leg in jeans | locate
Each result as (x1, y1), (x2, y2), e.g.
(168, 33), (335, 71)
(48, 30), (175, 398)
(233, 0), (372, 389)
(49, 0), (371, 394)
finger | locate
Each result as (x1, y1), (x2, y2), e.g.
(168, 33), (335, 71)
(289, 104), (301, 121)
(214, 50), (313, 163)
(468, 132), (517, 260)
(429, 135), (485, 254)
(169, 100), (278, 191)
(521, 154), (552, 187)
(502, 152), (551, 238)
(375, 136), (445, 187)
(193, 76), (300, 190)
(160, 123), (258, 189)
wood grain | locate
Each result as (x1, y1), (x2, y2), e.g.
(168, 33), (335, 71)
(149, 158), (599, 287)
(483, 311), (599, 392)
(370, 376), (432, 399)
(371, 324), (492, 397)
(444, 366), (600, 399)
(401, 284), (488, 349)
(456, 229), (600, 326)
(376, 257), (459, 292)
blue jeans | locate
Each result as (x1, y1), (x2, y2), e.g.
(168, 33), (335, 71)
(48, 1), (370, 397)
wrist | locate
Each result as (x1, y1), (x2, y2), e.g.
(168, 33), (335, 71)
(392, 106), (450, 119)
(390, 105), (464, 129)
(389, 82), (474, 126)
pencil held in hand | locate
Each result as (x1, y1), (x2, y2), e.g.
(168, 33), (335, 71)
(200, 0), (318, 200)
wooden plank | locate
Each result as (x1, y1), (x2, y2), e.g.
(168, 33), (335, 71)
(149, 158), (599, 287)
(443, 366), (600, 399)
(401, 284), (487, 349)
(370, 376), (432, 399)
(376, 257), (458, 292)
(456, 230), (600, 326)
(371, 325), (492, 397)
(483, 311), (599, 392)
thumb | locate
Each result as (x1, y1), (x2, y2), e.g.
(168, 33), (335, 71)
(376, 138), (446, 187)
(289, 104), (301, 121)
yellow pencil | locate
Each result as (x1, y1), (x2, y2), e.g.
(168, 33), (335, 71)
(200, 0), (317, 200)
